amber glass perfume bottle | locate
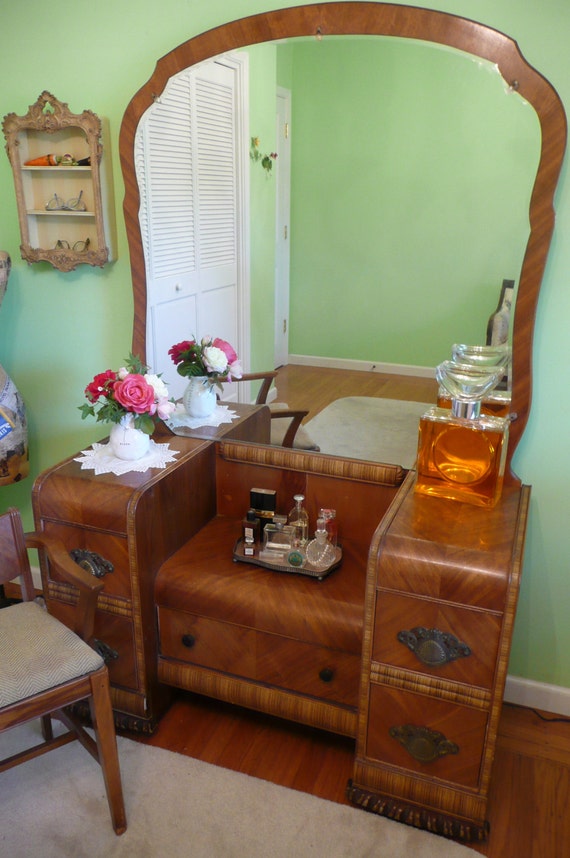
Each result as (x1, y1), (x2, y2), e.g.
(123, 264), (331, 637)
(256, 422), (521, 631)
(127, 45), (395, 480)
(416, 360), (509, 508)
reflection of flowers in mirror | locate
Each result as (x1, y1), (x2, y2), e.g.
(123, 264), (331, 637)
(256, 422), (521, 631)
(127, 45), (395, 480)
(79, 353), (176, 434)
(250, 137), (277, 174)
(169, 336), (242, 390)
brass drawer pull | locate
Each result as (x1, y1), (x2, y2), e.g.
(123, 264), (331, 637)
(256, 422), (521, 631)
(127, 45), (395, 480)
(319, 667), (335, 683)
(181, 634), (196, 649)
(389, 724), (459, 763)
(397, 626), (471, 667)
(70, 549), (114, 579)
(93, 639), (119, 663)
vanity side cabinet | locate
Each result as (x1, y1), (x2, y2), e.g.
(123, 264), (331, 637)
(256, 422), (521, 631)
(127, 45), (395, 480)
(2, 91), (115, 272)
(348, 471), (530, 842)
(32, 435), (216, 732)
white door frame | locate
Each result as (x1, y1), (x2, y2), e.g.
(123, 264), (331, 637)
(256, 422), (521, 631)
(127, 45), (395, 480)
(274, 87), (292, 369)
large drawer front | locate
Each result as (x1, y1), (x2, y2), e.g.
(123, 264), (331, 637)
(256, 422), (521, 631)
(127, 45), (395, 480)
(40, 522), (131, 601)
(366, 684), (487, 789)
(158, 606), (360, 706)
(373, 591), (501, 689)
(50, 600), (139, 693)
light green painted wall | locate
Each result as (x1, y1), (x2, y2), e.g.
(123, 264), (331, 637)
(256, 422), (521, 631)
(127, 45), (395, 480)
(286, 38), (537, 366)
(1, 1), (569, 694)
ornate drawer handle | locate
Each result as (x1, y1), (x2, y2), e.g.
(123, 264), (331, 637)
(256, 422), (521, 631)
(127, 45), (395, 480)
(389, 724), (459, 763)
(70, 549), (114, 579)
(397, 626), (471, 667)
(181, 634), (196, 649)
(319, 667), (335, 683)
(93, 638), (119, 663)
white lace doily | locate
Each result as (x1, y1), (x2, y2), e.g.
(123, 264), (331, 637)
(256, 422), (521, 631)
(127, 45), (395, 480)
(74, 440), (180, 476)
(165, 403), (237, 432)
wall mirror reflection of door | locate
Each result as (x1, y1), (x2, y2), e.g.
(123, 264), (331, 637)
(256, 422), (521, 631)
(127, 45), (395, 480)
(136, 54), (249, 401)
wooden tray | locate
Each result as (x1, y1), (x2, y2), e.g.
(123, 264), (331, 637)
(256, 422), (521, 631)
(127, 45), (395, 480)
(232, 538), (342, 580)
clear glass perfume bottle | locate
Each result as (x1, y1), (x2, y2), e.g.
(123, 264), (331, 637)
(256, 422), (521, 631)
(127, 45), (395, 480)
(305, 518), (336, 571)
(437, 344), (511, 417)
(288, 494), (309, 546)
(416, 360), (509, 508)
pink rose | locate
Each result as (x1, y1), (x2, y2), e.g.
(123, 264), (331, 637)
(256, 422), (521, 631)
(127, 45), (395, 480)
(114, 374), (155, 414)
(212, 338), (238, 365)
(227, 359), (243, 380)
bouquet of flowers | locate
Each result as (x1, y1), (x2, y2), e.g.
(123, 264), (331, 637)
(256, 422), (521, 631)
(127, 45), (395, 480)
(168, 336), (242, 390)
(79, 354), (176, 434)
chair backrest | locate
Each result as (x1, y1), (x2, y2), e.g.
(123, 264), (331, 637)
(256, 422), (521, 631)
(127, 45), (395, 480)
(0, 508), (35, 600)
(221, 371), (277, 405)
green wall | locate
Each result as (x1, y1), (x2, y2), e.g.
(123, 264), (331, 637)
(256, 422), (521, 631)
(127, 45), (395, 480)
(286, 38), (537, 366)
(1, 1), (570, 697)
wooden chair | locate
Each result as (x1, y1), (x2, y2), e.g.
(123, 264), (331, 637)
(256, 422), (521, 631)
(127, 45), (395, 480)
(0, 507), (126, 835)
(231, 371), (320, 451)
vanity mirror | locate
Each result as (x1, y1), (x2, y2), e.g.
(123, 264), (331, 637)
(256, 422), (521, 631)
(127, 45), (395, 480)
(120, 2), (566, 478)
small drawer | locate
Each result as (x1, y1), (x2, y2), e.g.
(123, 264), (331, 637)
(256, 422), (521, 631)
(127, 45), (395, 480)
(40, 522), (132, 601)
(373, 591), (501, 688)
(50, 600), (139, 692)
(366, 684), (487, 789)
(255, 632), (360, 706)
(158, 606), (360, 707)
(158, 607), (256, 677)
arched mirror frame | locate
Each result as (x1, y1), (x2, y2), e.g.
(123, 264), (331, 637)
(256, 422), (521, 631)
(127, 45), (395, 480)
(119, 1), (567, 480)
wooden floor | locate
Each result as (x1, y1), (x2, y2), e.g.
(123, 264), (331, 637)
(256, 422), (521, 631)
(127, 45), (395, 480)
(132, 366), (569, 857)
(131, 692), (570, 858)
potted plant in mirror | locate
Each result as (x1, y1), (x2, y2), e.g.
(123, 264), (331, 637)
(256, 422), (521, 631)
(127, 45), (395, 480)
(79, 354), (176, 460)
(168, 336), (242, 419)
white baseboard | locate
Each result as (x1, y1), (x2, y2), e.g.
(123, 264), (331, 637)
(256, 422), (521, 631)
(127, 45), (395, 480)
(287, 354), (435, 379)
(504, 675), (570, 717)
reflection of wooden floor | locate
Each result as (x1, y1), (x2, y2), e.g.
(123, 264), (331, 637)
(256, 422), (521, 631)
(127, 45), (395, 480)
(273, 363), (438, 421)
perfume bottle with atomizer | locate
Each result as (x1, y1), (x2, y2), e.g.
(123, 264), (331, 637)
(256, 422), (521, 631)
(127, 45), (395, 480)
(416, 359), (509, 508)
(305, 518), (337, 571)
(436, 344), (512, 418)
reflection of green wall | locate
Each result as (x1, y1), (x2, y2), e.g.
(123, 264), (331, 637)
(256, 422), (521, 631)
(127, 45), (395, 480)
(285, 39), (539, 366)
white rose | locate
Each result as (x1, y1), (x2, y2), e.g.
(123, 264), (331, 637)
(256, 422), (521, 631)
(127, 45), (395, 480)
(203, 346), (228, 374)
(145, 373), (169, 398)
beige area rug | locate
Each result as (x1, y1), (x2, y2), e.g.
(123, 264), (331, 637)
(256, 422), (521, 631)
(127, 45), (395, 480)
(0, 721), (479, 858)
(305, 397), (433, 468)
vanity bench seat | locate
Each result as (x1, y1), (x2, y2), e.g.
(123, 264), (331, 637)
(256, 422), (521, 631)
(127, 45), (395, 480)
(155, 440), (405, 737)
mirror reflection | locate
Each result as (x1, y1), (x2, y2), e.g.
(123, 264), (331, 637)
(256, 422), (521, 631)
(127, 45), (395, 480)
(127, 21), (551, 468)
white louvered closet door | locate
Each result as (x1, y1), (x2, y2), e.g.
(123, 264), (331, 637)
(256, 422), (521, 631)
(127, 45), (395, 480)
(136, 58), (242, 400)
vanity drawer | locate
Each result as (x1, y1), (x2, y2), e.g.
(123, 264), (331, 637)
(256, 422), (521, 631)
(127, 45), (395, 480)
(365, 684), (487, 789)
(40, 522), (132, 601)
(50, 600), (139, 692)
(158, 606), (360, 706)
(373, 591), (501, 688)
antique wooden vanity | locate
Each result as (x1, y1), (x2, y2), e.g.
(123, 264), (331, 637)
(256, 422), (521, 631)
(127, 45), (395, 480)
(32, 3), (566, 843)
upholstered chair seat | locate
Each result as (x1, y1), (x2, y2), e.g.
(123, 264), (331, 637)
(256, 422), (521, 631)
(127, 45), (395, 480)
(0, 601), (104, 708)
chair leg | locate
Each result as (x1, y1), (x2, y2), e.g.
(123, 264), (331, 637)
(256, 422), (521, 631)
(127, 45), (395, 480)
(40, 714), (53, 741)
(88, 669), (127, 835)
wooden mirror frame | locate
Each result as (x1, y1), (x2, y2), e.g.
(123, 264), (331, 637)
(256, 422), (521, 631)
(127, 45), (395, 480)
(119, 2), (566, 479)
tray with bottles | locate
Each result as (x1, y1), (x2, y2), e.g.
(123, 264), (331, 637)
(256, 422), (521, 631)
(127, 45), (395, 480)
(232, 538), (343, 581)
